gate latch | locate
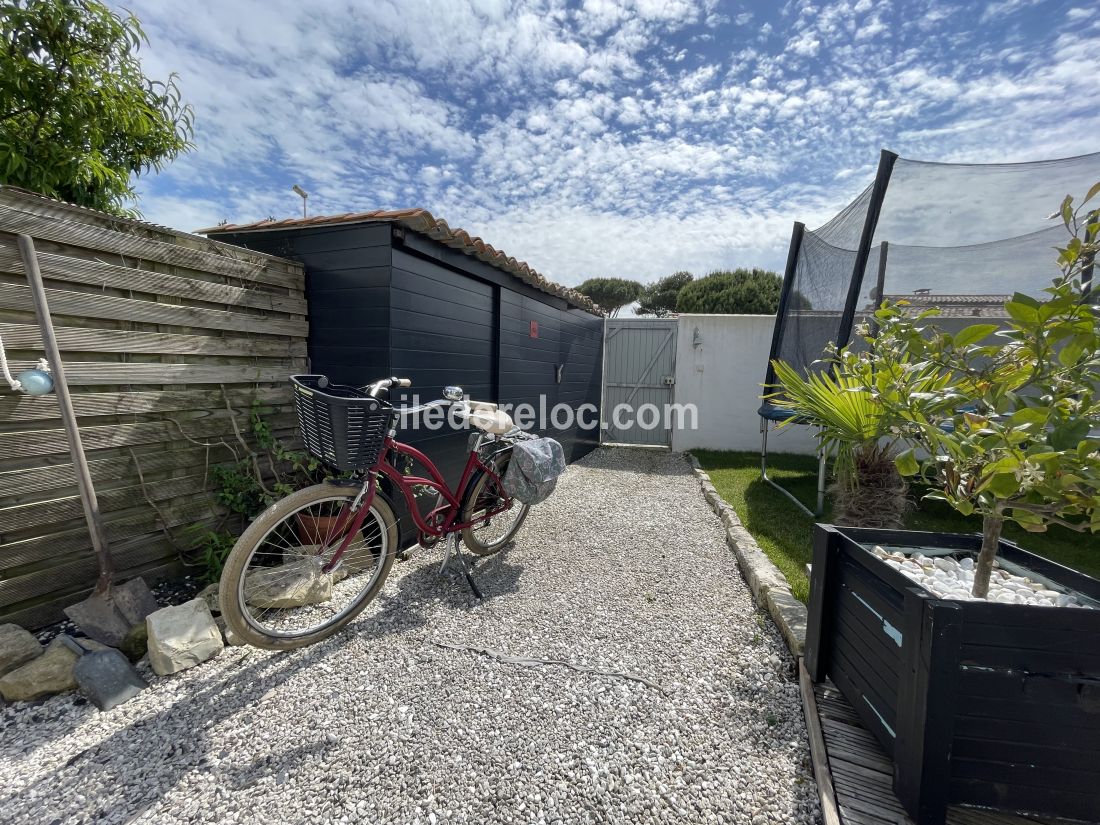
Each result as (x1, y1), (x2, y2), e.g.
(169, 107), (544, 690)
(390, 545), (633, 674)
(663, 375), (675, 386)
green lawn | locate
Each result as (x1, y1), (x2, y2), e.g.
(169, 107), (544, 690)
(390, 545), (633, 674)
(691, 449), (1100, 604)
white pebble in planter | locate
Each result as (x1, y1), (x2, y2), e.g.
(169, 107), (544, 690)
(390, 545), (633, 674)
(870, 546), (1094, 608)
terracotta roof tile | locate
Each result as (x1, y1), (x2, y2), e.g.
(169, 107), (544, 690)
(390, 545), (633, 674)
(200, 209), (602, 315)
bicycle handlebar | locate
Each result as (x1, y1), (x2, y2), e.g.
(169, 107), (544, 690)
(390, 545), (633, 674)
(366, 376), (412, 397)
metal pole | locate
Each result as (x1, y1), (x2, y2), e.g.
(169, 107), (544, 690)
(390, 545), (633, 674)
(837, 150), (898, 349)
(762, 221), (806, 392)
(17, 234), (114, 594)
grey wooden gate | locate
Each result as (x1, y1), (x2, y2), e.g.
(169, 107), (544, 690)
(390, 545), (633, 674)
(601, 319), (677, 447)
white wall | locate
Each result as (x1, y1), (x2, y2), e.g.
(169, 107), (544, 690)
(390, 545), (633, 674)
(670, 314), (818, 455)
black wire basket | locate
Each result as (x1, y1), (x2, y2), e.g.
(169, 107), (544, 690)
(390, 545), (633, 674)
(290, 375), (396, 472)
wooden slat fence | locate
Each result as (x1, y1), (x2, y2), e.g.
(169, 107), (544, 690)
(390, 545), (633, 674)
(0, 187), (308, 629)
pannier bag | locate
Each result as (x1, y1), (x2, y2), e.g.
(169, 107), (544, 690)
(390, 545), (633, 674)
(502, 437), (566, 505)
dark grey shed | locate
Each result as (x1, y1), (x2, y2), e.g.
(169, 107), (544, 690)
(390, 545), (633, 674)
(204, 210), (603, 542)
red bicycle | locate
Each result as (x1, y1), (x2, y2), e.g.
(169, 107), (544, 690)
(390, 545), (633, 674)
(219, 375), (530, 649)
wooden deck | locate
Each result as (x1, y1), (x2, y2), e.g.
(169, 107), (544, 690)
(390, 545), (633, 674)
(799, 661), (1095, 825)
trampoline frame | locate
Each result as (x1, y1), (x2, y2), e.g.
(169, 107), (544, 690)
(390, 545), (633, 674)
(760, 150), (898, 516)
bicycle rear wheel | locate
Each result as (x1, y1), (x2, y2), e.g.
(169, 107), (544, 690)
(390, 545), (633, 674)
(461, 468), (529, 556)
(219, 483), (398, 650)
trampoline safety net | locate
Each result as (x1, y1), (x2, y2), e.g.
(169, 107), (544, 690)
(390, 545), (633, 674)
(765, 150), (1100, 390)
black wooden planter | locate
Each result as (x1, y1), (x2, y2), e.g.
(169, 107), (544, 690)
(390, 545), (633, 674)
(805, 524), (1100, 824)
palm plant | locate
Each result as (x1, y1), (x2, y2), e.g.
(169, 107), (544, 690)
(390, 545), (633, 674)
(768, 358), (911, 528)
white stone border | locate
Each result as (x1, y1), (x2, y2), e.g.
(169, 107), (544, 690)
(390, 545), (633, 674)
(687, 454), (808, 657)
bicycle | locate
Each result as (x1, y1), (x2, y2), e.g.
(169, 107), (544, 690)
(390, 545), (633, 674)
(218, 375), (532, 650)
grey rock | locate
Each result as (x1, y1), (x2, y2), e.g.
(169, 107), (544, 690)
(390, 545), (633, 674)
(0, 635), (80, 701)
(146, 598), (224, 676)
(196, 582), (221, 614)
(244, 558), (332, 608)
(0, 623), (43, 677)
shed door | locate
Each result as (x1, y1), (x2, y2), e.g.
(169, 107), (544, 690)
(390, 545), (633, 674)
(601, 319), (677, 447)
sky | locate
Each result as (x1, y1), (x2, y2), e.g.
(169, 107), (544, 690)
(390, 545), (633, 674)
(119, 0), (1100, 288)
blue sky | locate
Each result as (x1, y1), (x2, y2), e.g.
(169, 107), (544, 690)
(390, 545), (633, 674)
(120, 0), (1100, 286)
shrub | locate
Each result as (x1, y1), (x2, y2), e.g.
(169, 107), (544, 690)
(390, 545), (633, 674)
(676, 268), (785, 314)
(576, 277), (643, 317)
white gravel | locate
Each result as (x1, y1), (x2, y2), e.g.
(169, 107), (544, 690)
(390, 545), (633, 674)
(0, 448), (819, 825)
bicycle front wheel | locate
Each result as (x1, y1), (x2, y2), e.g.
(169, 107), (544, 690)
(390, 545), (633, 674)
(219, 483), (398, 650)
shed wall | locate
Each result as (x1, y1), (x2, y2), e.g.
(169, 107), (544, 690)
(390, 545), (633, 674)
(211, 223), (603, 545)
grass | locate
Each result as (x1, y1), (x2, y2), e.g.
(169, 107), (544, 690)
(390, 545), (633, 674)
(691, 449), (1100, 604)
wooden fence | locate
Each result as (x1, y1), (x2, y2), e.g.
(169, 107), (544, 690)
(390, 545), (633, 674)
(0, 187), (307, 629)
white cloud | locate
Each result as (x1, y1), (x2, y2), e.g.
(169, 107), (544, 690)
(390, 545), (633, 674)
(120, 0), (1100, 287)
(786, 31), (822, 55)
(980, 0), (1044, 23)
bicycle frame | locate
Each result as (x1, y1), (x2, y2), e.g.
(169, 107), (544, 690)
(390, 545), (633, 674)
(319, 434), (513, 573)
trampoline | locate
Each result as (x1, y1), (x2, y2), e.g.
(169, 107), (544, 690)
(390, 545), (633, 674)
(761, 149), (1100, 517)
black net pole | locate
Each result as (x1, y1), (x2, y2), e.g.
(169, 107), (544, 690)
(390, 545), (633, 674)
(867, 240), (889, 338)
(1082, 209), (1096, 301)
(837, 150), (898, 349)
(763, 221), (806, 391)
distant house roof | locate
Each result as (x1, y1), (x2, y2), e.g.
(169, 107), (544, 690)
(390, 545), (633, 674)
(879, 292), (1013, 318)
(200, 209), (601, 316)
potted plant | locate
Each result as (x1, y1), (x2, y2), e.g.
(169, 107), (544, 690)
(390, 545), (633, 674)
(804, 186), (1100, 824)
(871, 188), (1099, 597)
(767, 357), (937, 528)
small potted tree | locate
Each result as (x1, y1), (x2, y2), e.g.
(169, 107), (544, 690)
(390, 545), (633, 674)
(875, 188), (1099, 597)
(768, 355), (928, 528)
(803, 187), (1100, 825)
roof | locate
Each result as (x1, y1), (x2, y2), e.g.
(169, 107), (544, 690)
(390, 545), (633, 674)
(200, 209), (602, 316)
(876, 293), (1013, 318)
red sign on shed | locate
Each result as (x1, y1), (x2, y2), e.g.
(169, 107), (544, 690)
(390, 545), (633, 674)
(529, 320), (539, 338)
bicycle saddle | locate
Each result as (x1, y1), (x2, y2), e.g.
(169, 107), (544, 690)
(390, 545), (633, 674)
(467, 403), (514, 435)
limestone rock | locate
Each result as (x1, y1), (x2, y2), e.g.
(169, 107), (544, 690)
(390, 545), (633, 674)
(244, 558), (332, 609)
(146, 599), (224, 677)
(0, 624), (43, 677)
(0, 636), (80, 701)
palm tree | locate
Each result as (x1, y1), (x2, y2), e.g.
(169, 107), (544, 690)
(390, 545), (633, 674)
(768, 360), (910, 528)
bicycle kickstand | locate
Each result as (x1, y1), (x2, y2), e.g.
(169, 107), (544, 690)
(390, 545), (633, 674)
(440, 533), (483, 601)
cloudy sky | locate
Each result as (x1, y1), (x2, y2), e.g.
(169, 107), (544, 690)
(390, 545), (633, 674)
(120, 0), (1100, 286)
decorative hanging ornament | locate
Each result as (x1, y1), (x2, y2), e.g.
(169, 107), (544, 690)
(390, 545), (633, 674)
(17, 364), (54, 395)
(0, 331), (54, 395)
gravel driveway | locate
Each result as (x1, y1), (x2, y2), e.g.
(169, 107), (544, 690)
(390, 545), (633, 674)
(0, 448), (819, 825)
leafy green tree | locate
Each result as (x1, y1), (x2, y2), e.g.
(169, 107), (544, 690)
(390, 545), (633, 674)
(675, 268), (788, 314)
(576, 277), (643, 317)
(0, 0), (194, 214)
(860, 186), (1100, 598)
(637, 271), (693, 317)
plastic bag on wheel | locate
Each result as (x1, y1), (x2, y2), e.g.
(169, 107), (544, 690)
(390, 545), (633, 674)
(501, 437), (565, 505)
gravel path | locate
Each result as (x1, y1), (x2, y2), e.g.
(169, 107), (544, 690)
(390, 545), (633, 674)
(0, 448), (819, 825)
